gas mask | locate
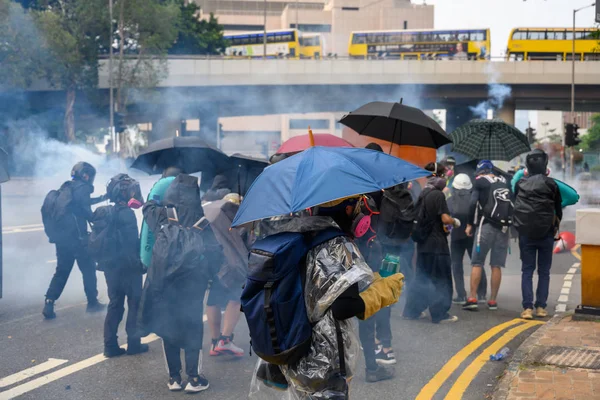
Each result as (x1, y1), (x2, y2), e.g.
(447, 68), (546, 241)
(128, 198), (143, 209)
(351, 196), (379, 238)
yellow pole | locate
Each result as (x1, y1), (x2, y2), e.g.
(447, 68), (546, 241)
(308, 126), (315, 147)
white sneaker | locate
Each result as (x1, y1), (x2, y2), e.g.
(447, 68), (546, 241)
(438, 315), (459, 324)
(215, 338), (244, 357)
(167, 377), (183, 391)
(185, 375), (210, 393)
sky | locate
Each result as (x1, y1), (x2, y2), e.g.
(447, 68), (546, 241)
(421, 0), (599, 57)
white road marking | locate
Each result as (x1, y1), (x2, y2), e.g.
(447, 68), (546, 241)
(556, 304), (567, 313)
(563, 281), (572, 288)
(568, 268), (577, 274)
(564, 274), (574, 281)
(561, 287), (571, 295)
(573, 263), (581, 268)
(0, 335), (159, 400)
(0, 359), (68, 389)
(558, 295), (569, 303)
(46, 260), (56, 264)
(555, 262), (581, 314)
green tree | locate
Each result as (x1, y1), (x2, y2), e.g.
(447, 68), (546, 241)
(33, 0), (108, 142)
(580, 114), (600, 152)
(169, 2), (227, 55)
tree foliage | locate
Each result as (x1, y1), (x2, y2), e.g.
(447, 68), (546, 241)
(581, 114), (600, 152)
(169, 2), (227, 55)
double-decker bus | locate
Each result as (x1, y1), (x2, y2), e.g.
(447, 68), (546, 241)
(224, 29), (300, 58)
(348, 28), (490, 60)
(506, 28), (600, 61)
(299, 33), (323, 59)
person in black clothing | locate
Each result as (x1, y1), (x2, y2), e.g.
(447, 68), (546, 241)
(43, 162), (106, 319)
(447, 173), (487, 304)
(513, 149), (562, 320)
(202, 174), (231, 202)
(403, 162), (460, 324)
(100, 175), (149, 357)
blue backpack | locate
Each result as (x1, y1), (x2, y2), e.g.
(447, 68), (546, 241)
(241, 228), (345, 366)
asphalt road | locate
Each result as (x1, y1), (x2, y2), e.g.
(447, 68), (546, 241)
(0, 187), (583, 400)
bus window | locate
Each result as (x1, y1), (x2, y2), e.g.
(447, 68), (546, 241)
(470, 32), (484, 41)
(439, 33), (451, 42)
(512, 31), (525, 40)
(584, 53), (600, 60)
(528, 31), (545, 40)
(509, 53), (524, 61)
(566, 31), (574, 40)
(575, 32), (585, 40)
(353, 35), (366, 44)
(458, 33), (469, 41)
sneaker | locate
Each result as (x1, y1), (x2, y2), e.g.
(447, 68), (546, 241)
(42, 299), (56, 319)
(463, 298), (478, 311)
(535, 307), (548, 318)
(104, 346), (126, 358)
(365, 366), (395, 383)
(185, 375), (210, 393)
(86, 301), (106, 313)
(126, 342), (149, 356)
(487, 300), (498, 311)
(521, 308), (534, 320)
(209, 339), (221, 356)
(257, 363), (289, 391)
(438, 315), (459, 324)
(214, 336), (244, 357)
(403, 311), (428, 320)
(167, 376), (183, 392)
(452, 297), (467, 305)
(375, 347), (397, 366)
(478, 296), (488, 304)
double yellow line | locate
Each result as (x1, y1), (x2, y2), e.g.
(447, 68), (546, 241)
(416, 318), (544, 400)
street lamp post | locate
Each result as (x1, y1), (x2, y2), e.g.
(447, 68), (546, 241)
(296, 0), (299, 30)
(109, 0), (115, 153)
(263, 0), (267, 59)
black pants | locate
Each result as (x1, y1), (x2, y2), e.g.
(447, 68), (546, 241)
(163, 340), (202, 379)
(45, 242), (98, 302)
(103, 268), (142, 348)
(450, 237), (487, 299)
(403, 253), (453, 323)
(359, 306), (392, 371)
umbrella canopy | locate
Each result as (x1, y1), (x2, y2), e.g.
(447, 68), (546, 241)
(450, 119), (531, 161)
(275, 133), (353, 155)
(232, 146), (430, 227)
(339, 101), (451, 149)
(230, 153), (269, 170)
(130, 136), (230, 175)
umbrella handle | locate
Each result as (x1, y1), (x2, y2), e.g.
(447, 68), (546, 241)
(308, 127), (315, 147)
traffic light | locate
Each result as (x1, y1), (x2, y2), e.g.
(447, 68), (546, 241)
(526, 127), (536, 145)
(565, 123), (581, 147)
(115, 112), (127, 133)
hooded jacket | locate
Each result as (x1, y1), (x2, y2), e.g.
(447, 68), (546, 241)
(250, 216), (374, 399)
(137, 174), (222, 348)
(202, 174), (231, 203)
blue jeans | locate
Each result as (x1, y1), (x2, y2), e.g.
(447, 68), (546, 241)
(519, 234), (555, 310)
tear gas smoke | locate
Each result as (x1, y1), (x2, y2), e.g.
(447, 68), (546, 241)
(469, 63), (512, 120)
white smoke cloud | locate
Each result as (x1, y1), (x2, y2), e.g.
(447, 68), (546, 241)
(469, 63), (512, 120)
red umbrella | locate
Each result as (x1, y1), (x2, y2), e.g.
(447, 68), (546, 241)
(276, 133), (354, 155)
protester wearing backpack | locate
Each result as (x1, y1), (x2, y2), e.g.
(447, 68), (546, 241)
(41, 162), (107, 319)
(513, 149), (562, 320)
(244, 197), (403, 399)
(138, 174), (222, 394)
(447, 174), (487, 305)
(464, 160), (513, 312)
(403, 163), (461, 324)
(89, 174), (149, 358)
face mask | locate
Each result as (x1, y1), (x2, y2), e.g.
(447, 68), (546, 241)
(128, 198), (143, 209)
(446, 169), (454, 179)
(352, 213), (372, 238)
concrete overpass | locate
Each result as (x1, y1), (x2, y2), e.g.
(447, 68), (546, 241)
(17, 59), (600, 142)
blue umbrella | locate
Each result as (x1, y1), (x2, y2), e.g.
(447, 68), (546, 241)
(232, 146), (430, 227)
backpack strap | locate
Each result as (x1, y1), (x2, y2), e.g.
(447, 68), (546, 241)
(166, 207), (178, 224)
(334, 320), (346, 378)
(263, 281), (281, 354)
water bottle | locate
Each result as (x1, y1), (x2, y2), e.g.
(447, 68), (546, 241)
(490, 347), (510, 361)
(380, 254), (400, 278)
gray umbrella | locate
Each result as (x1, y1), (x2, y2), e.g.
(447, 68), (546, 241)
(450, 119), (531, 161)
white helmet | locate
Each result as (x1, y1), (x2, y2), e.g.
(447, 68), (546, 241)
(453, 173), (472, 190)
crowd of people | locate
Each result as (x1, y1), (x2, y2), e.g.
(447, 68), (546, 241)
(37, 143), (564, 398)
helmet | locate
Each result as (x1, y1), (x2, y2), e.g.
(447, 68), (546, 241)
(453, 173), (473, 190)
(107, 174), (141, 203)
(443, 156), (456, 166)
(526, 149), (549, 176)
(71, 162), (96, 184)
(475, 160), (494, 175)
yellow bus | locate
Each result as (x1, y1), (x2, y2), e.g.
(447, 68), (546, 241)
(299, 33), (323, 59)
(507, 28), (600, 61)
(348, 28), (490, 60)
(224, 29), (300, 58)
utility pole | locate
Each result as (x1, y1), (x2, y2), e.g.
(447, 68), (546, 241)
(263, 0), (267, 59)
(296, 0), (299, 30)
(109, 0), (115, 153)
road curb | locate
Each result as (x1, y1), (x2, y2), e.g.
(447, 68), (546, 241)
(492, 313), (567, 400)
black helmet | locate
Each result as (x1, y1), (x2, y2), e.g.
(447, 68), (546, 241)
(71, 162), (96, 184)
(107, 173), (141, 203)
(526, 149), (548, 176)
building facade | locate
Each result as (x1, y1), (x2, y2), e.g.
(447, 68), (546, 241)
(194, 0), (434, 55)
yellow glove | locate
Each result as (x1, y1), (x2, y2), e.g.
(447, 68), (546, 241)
(358, 273), (404, 320)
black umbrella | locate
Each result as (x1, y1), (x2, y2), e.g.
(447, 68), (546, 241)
(339, 101), (451, 152)
(450, 119), (531, 161)
(229, 154), (269, 196)
(130, 136), (230, 175)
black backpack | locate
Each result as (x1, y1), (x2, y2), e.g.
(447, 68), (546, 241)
(379, 185), (416, 242)
(41, 181), (79, 243)
(479, 175), (513, 227)
(88, 205), (119, 266)
(513, 175), (556, 239)
(411, 188), (436, 244)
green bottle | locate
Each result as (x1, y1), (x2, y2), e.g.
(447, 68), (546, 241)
(380, 254), (400, 278)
